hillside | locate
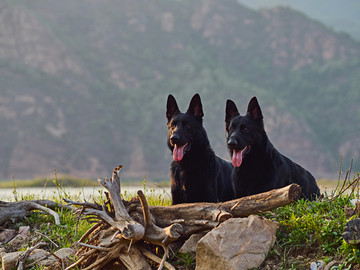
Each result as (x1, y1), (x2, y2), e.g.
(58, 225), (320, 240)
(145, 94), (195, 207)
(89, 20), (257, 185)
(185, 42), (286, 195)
(237, 0), (360, 41)
(0, 0), (359, 181)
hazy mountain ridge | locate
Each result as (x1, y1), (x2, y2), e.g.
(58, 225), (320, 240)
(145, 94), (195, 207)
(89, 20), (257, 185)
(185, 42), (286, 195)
(0, 0), (359, 180)
(237, 0), (360, 41)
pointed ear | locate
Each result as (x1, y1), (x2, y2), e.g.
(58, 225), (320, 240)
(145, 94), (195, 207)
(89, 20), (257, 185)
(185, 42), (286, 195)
(186, 93), (204, 119)
(166, 94), (180, 123)
(225, 99), (239, 123)
(247, 97), (263, 121)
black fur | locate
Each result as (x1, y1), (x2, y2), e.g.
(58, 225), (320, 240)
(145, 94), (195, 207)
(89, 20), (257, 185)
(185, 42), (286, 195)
(225, 97), (320, 200)
(166, 94), (234, 204)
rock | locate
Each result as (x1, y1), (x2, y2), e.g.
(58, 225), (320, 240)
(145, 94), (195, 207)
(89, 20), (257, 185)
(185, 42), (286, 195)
(179, 232), (207, 254)
(26, 248), (49, 262)
(343, 218), (360, 244)
(2, 249), (48, 270)
(2, 251), (23, 270)
(1, 247), (75, 270)
(344, 205), (356, 219)
(6, 234), (29, 250)
(196, 215), (279, 270)
(54, 247), (74, 258)
(38, 247), (75, 267)
(18, 226), (30, 236)
(310, 260), (326, 270)
(5, 225), (31, 250)
(0, 229), (16, 243)
(345, 200), (360, 219)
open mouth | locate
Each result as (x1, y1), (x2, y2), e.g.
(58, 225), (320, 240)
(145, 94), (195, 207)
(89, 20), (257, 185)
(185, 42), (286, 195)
(231, 145), (250, 167)
(173, 142), (191, 161)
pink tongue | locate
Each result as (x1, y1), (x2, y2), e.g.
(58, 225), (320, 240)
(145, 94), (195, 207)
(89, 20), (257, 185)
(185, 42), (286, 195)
(173, 144), (186, 161)
(232, 150), (243, 167)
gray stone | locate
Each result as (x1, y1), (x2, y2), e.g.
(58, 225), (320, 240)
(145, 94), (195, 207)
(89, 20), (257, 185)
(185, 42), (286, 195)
(27, 248), (49, 262)
(0, 229), (16, 243)
(343, 218), (360, 244)
(6, 234), (29, 250)
(179, 232), (207, 254)
(18, 226), (30, 236)
(2, 251), (23, 270)
(1, 247), (75, 270)
(196, 215), (279, 270)
(310, 260), (326, 270)
(2, 248), (53, 270)
(38, 247), (75, 267)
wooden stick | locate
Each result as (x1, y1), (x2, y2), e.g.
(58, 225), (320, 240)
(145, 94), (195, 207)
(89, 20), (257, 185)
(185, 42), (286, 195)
(140, 247), (176, 270)
(96, 166), (145, 241)
(138, 190), (183, 245)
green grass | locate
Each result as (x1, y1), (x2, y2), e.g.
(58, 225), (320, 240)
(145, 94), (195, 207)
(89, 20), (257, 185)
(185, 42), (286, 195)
(260, 199), (354, 268)
(257, 186), (360, 269)
(17, 207), (92, 250)
(0, 175), (99, 188)
(5, 196), (360, 270)
(121, 179), (172, 206)
(171, 172), (360, 270)
(0, 175), (170, 189)
(2, 175), (360, 270)
(1, 181), (171, 262)
(169, 193), (360, 270)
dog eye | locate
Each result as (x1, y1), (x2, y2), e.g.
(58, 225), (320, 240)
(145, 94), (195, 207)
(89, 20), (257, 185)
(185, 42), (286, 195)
(241, 126), (249, 133)
(170, 123), (176, 129)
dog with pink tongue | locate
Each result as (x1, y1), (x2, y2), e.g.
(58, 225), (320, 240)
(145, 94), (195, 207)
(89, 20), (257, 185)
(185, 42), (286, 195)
(225, 97), (320, 200)
(166, 93), (234, 204)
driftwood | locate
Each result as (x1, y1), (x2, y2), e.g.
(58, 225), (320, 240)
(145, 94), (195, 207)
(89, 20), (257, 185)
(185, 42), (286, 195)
(0, 200), (73, 226)
(64, 165), (301, 270)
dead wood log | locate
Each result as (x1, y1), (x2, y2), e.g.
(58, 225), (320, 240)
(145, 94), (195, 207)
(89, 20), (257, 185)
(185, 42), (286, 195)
(138, 190), (182, 246)
(120, 183), (301, 238)
(67, 165), (145, 241)
(145, 183), (301, 235)
(0, 200), (73, 225)
(65, 165), (301, 270)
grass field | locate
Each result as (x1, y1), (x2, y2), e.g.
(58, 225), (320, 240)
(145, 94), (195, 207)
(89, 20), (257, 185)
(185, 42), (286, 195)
(0, 175), (100, 188)
(0, 174), (171, 188)
(1, 173), (360, 269)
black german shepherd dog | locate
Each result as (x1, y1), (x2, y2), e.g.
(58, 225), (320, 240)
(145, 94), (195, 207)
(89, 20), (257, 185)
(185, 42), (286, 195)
(225, 97), (320, 200)
(166, 94), (234, 204)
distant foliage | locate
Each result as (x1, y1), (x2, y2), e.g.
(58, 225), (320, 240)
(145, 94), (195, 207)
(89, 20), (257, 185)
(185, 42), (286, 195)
(0, 0), (359, 180)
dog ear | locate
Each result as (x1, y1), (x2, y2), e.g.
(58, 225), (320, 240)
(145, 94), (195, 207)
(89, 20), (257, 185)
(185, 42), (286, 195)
(187, 93), (204, 119)
(247, 97), (263, 121)
(225, 99), (240, 123)
(166, 94), (180, 123)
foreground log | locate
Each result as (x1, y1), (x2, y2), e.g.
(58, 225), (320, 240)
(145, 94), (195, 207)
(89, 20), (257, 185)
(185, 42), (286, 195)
(139, 183), (301, 236)
(64, 165), (301, 270)
(0, 200), (73, 226)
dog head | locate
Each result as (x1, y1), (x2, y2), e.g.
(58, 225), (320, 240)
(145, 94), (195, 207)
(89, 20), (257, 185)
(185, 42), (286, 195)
(166, 93), (208, 161)
(225, 97), (266, 167)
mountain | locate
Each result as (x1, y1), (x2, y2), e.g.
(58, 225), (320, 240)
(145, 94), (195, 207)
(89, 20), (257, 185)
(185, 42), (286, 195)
(237, 0), (360, 41)
(0, 0), (359, 181)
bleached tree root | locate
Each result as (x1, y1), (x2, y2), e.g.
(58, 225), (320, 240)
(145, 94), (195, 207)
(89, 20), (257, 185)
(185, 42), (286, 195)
(64, 165), (301, 269)
(0, 200), (73, 225)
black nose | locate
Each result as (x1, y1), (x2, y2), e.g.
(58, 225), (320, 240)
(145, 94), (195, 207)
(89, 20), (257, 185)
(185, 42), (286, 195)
(227, 138), (237, 147)
(170, 134), (180, 144)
